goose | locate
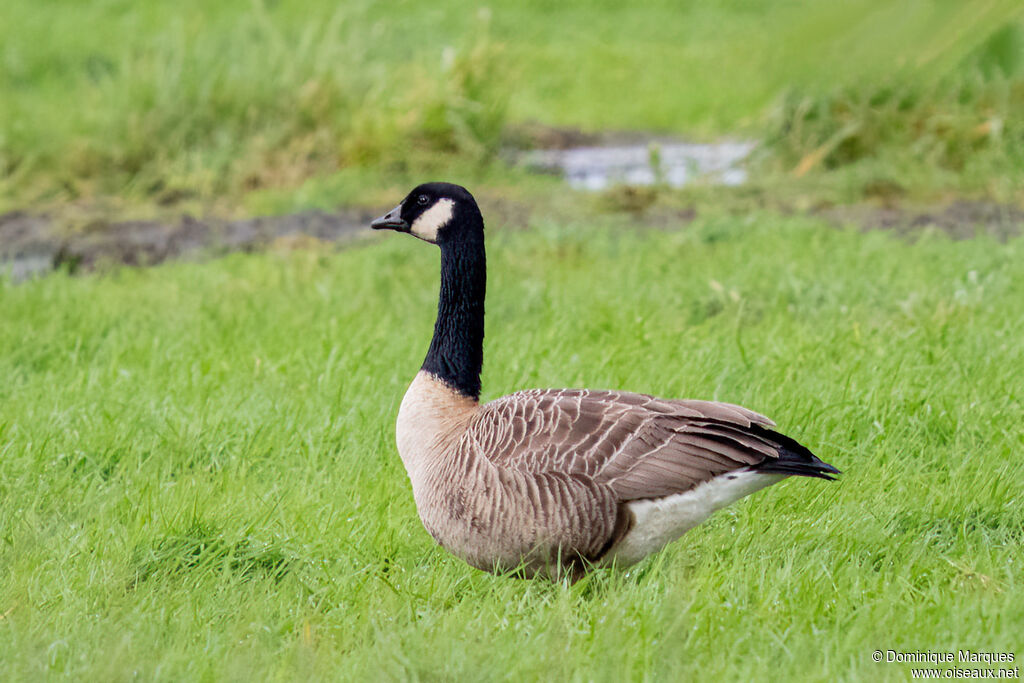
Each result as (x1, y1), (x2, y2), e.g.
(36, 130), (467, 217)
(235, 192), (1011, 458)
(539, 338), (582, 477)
(370, 182), (839, 580)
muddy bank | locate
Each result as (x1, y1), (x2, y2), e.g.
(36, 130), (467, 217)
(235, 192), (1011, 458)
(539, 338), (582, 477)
(2, 199), (1021, 282)
(0, 208), (376, 281)
(816, 200), (1024, 242)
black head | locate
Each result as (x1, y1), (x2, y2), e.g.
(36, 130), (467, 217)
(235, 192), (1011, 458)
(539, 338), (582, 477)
(370, 182), (482, 245)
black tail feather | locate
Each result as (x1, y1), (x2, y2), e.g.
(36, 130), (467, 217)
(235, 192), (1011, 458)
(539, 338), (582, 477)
(747, 425), (841, 481)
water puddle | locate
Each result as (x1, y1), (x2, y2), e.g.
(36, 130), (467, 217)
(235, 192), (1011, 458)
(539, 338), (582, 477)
(4, 252), (55, 283)
(522, 140), (755, 191)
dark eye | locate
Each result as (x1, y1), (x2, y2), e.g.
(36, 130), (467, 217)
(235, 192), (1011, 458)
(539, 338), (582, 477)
(416, 195), (429, 206)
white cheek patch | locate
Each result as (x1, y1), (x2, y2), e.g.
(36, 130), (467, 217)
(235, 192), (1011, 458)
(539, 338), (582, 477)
(410, 198), (455, 242)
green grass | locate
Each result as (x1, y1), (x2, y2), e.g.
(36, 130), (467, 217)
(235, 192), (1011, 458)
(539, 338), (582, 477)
(2, 215), (1022, 679)
(3, 0), (1023, 212)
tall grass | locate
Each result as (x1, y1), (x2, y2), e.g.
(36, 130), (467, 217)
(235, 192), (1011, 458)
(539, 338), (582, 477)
(1, 0), (1022, 209)
(1, 1), (507, 206)
(761, 22), (1024, 197)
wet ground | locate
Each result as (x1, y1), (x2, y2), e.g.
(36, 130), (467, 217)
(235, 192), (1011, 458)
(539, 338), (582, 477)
(0, 208), (376, 281)
(2, 133), (1022, 281)
(816, 201), (1024, 241)
(3, 199), (1020, 283)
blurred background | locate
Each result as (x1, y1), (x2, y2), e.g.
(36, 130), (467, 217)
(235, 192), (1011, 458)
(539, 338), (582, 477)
(1, 0), (1022, 224)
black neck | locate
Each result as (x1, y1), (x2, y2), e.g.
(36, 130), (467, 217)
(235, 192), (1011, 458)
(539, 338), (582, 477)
(421, 226), (486, 400)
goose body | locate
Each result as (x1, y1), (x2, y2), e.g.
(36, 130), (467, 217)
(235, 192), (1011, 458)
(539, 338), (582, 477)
(372, 183), (839, 580)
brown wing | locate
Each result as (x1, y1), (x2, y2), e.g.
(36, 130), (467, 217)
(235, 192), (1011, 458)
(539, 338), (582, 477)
(468, 388), (828, 501)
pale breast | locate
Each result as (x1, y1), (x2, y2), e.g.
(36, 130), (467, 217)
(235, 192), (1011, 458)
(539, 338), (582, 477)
(396, 371), (479, 479)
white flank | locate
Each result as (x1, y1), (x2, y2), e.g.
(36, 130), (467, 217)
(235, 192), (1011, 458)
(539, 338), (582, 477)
(410, 198), (455, 242)
(606, 470), (786, 566)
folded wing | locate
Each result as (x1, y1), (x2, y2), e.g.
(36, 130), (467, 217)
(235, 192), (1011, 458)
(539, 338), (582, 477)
(470, 388), (836, 502)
